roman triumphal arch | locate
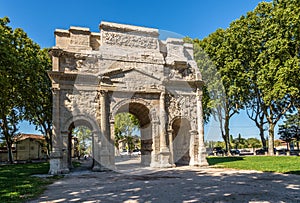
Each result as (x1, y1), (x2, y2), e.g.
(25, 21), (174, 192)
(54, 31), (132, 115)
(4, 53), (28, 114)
(48, 21), (208, 174)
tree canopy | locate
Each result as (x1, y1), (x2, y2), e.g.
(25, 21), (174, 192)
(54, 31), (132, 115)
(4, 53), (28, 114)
(278, 113), (300, 150)
(0, 17), (52, 162)
(114, 112), (139, 152)
(72, 126), (92, 158)
(193, 0), (300, 154)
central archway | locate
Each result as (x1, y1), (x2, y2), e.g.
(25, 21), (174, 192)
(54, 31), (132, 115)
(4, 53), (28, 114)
(113, 101), (153, 167)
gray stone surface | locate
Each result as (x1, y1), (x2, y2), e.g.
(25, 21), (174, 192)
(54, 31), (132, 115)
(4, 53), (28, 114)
(48, 21), (208, 174)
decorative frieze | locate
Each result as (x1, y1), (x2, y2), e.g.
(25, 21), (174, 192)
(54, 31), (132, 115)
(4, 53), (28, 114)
(102, 31), (158, 50)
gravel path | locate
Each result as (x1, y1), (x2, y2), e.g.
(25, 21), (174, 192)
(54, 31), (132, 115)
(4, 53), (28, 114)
(28, 157), (300, 203)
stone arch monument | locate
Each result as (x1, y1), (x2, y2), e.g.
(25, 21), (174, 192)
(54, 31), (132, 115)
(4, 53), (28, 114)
(48, 21), (208, 174)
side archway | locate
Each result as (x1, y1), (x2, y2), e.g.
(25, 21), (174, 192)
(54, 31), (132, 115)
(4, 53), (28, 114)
(62, 115), (100, 170)
(62, 115), (100, 133)
(170, 117), (191, 166)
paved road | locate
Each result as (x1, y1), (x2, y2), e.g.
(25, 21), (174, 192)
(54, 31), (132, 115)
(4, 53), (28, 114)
(28, 157), (300, 203)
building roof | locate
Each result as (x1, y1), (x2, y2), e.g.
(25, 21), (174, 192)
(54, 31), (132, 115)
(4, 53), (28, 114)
(15, 134), (45, 142)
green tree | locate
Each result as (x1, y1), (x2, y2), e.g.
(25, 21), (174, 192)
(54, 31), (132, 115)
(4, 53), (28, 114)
(290, 115), (300, 150)
(231, 134), (247, 149)
(24, 48), (53, 155)
(114, 113), (139, 153)
(199, 0), (300, 155)
(278, 124), (294, 151)
(217, 2), (274, 150)
(72, 126), (92, 158)
(214, 141), (225, 149)
(255, 0), (300, 155)
(194, 27), (247, 154)
(279, 113), (300, 150)
(247, 138), (262, 150)
(0, 17), (44, 163)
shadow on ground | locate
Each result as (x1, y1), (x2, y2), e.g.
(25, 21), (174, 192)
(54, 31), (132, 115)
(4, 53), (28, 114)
(207, 156), (244, 166)
(28, 158), (300, 203)
(284, 170), (300, 175)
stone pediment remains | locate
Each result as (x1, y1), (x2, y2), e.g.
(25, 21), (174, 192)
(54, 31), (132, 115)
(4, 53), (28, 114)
(49, 21), (202, 85)
(48, 21), (208, 175)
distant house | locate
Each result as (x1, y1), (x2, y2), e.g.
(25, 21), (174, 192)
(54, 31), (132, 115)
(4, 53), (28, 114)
(0, 134), (48, 162)
(14, 134), (47, 161)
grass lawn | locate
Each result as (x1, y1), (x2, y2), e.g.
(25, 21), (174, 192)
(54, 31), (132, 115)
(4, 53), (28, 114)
(207, 156), (300, 175)
(0, 162), (59, 203)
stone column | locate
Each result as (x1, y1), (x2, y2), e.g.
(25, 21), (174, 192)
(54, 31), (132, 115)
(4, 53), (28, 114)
(150, 120), (160, 168)
(196, 88), (209, 166)
(160, 92), (168, 151)
(99, 90), (111, 170)
(141, 123), (152, 166)
(159, 92), (171, 167)
(92, 130), (102, 171)
(61, 132), (70, 172)
(168, 129), (175, 167)
(189, 130), (199, 166)
(49, 88), (65, 174)
(109, 119), (116, 169)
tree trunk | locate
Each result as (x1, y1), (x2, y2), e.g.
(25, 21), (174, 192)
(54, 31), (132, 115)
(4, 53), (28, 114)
(41, 123), (52, 157)
(3, 129), (14, 163)
(1, 116), (12, 163)
(46, 128), (52, 155)
(268, 123), (275, 156)
(224, 113), (231, 155)
(259, 126), (266, 148)
(258, 113), (267, 148)
(6, 141), (14, 164)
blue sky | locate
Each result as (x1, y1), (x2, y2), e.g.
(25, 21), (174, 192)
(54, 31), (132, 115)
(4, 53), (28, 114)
(1, 0), (277, 141)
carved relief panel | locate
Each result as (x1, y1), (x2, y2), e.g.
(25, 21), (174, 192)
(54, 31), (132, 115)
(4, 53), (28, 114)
(166, 93), (198, 130)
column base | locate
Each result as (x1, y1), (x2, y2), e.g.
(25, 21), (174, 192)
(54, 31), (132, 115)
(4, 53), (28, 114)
(92, 160), (115, 172)
(149, 162), (161, 168)
(160, 151), (172, 168)
(198, 147), (209, 167)
(150, 150), (172, 168)
(48, 157), (70, 175)
(49, 151), (69, 175)
(189, 159), (199, 167)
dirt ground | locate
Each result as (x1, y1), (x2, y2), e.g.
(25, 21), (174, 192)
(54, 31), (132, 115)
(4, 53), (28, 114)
(28, 157), (300, 203)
